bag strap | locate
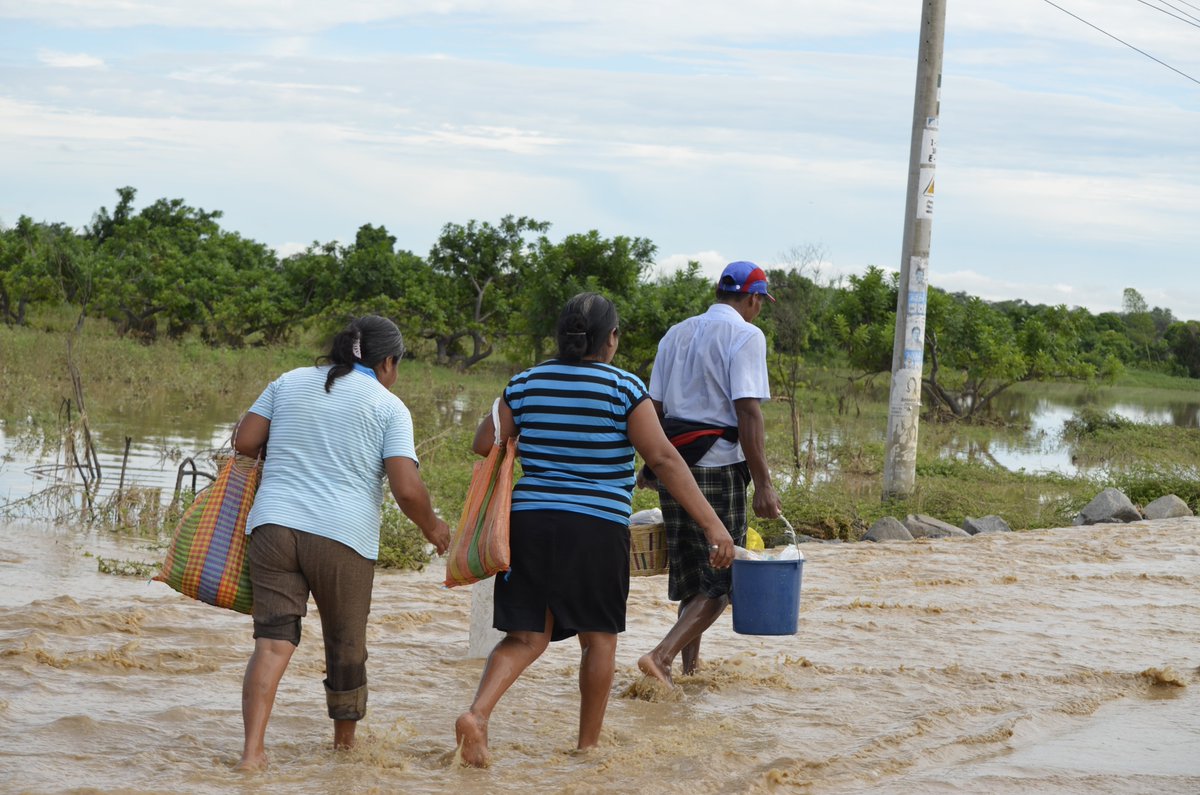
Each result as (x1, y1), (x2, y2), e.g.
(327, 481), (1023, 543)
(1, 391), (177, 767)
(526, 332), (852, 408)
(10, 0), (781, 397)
(492, 398), (502, 446)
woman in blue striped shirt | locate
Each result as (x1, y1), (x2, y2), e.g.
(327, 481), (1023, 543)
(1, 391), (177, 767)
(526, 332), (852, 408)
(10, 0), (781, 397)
(455, 292), (733, 767)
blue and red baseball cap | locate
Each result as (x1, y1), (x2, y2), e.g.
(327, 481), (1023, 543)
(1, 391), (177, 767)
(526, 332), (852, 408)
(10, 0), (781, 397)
(717, 260), (775, 302)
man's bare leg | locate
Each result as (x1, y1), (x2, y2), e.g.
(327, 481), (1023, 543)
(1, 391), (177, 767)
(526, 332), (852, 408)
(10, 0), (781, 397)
(679, 600), (702, 675)
(638, 594), (729, 687)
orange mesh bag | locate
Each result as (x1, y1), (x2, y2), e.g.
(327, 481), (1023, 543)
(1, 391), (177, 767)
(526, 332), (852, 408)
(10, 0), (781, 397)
(154, 451), (261, 613)
(445, 402), (515, 587)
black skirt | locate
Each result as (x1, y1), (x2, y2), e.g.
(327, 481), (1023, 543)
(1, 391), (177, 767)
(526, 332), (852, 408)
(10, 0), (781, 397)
(493, 509), (631, 642)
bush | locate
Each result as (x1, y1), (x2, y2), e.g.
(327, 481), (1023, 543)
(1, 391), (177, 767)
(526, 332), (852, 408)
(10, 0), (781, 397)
(1062, 407), (1133, 438)
(376, 502), (437, 570)
(1108, 466), (1200, 512)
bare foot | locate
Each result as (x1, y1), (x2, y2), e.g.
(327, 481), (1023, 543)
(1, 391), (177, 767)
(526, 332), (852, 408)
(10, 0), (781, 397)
(455, 711), (490, 768)
(234, 752), (268, 772)
(637, 653), (674, 688)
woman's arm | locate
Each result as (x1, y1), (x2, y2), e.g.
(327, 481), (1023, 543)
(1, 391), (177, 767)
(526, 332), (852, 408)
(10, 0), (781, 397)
(626, 400), (734, 568)
(233, 412), (270, 458)
(385, 456), (451, 554)
(470, 398), (517, 457)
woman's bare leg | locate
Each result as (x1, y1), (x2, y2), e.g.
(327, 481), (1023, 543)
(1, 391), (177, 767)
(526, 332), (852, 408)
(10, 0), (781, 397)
(576, 632), (617, 750)
(456, 612), (552, 767)
(237, 637), (296, 770)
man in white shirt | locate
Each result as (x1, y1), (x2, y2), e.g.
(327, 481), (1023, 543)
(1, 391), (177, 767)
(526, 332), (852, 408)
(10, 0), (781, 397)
(637, 261), (783, 686)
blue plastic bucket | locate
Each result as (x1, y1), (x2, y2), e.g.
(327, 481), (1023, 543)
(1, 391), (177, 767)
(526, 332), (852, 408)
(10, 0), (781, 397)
(731, 557), (804, 635)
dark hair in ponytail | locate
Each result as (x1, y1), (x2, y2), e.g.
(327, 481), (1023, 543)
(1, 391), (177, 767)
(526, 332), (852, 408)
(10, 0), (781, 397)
(318, 315), (406, 392)
(555, 292), (618, 362)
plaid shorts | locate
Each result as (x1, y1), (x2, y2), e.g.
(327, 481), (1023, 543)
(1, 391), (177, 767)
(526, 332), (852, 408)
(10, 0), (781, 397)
(657, 463), (748, 601)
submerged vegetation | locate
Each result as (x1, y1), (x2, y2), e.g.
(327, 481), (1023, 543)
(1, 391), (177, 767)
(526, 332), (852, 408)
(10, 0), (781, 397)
(3, 313), (1196, 561)
(2, 186), (1197, 556)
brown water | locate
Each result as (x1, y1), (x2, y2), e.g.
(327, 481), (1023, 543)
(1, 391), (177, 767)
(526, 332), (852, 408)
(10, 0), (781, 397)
(1, 518), (1198, 794)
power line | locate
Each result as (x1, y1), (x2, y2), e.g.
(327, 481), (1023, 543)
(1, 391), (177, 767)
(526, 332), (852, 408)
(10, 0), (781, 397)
(1041, 0), (1200, 86)
(1152, 0), (1200, 24)
(1135, 0), (1200, 29)
(1170, 0), (1200, 13)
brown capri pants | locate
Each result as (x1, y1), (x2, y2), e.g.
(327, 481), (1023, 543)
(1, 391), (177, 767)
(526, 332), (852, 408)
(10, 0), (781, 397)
(248, 523), (375, 721)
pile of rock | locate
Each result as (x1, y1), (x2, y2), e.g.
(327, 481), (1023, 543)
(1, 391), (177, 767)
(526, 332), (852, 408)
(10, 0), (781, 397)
(1073, 488), (1193, 525)
(860, 488), (1194, 542)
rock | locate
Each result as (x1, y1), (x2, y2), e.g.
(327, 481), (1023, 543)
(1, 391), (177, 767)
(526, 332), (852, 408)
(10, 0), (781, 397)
(863, 516), (913, 542)
(1142, 494), (1194, 521)
(1074, 487), (1142, 525)
(904, 513), (971, 539)
(963, 515), (1012, 535)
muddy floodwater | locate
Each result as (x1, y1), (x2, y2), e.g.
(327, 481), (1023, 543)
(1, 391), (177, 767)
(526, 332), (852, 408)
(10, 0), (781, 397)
(1, 517), (1198, 793)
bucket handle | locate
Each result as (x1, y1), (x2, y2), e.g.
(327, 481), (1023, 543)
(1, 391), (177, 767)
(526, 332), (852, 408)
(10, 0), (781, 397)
(779, 514), (802, 557)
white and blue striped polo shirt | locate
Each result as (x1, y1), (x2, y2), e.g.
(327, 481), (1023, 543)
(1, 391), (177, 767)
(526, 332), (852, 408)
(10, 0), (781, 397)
(244, 364), (417, 560)
(504, 359), (648, 526)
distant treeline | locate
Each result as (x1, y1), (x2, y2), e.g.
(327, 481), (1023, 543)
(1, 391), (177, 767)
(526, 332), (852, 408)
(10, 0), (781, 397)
(3, 187), (1197, 421)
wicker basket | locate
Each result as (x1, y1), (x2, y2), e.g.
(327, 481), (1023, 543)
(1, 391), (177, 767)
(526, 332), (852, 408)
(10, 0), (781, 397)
(629, 522), (668, 577)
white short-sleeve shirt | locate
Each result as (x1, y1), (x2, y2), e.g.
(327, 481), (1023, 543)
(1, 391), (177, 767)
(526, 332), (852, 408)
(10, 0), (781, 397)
(648, 303), (771, 467)
(244, 364), (417, 560)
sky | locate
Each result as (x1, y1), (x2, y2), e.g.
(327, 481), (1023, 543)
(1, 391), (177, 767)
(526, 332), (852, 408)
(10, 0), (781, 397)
(1, 1), (1198, 321)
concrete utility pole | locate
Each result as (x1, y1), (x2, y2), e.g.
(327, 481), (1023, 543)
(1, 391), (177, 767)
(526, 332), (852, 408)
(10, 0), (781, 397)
(883, 0), (945, 500)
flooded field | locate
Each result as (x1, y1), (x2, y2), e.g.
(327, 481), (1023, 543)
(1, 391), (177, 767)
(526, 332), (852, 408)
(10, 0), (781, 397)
(1, 516), (1197, 793)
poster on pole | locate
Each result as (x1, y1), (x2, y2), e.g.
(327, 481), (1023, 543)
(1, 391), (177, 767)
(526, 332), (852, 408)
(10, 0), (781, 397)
(917, 168), (935, 219)
(907, 289), (926, 317)
(910, 256), (928, 290)
(921, 128), (937, 166)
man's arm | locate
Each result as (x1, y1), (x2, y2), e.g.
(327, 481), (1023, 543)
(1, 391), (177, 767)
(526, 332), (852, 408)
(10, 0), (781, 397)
(734, 397), (781, 519)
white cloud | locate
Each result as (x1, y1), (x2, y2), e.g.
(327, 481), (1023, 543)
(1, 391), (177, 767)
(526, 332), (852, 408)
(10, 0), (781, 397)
(854, 265), (1200, 323)
(0, 1), (917, 38)
(3, 1), (1198, 324)
(37, 49), (105, 69)
(274, 241), (309, 258)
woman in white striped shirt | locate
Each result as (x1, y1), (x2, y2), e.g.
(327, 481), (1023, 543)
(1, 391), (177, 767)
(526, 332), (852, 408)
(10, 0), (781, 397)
(233, 315), (450, 770)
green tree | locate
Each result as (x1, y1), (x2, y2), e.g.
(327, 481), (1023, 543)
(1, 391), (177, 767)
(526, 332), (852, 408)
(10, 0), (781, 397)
(1122, 287), (1148, 315)
(1165, 321), (1200, 378)
(762, 244), (832, 471)
(830, 265), (896, 376)
(614, 263), (712, 379)
(924, 296), (1096, 420)
(87, 189), (225, 341)
(279, 241), (343, 318)
(0, 217), (88, 324)
(517, 230), (655, 361)
(201, 233), (291, 346)
(425, 216), (549, 368)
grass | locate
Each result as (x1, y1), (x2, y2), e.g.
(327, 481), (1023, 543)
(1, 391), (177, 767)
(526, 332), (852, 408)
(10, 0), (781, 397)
(4, 313), (1198, 557)
(1113, 368), (1200, 391)
(0, 307), (313, 427)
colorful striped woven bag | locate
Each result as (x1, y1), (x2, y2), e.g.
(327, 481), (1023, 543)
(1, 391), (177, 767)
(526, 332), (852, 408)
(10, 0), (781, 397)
(444, 401), (515, 587)
(154, 452), (261, 613)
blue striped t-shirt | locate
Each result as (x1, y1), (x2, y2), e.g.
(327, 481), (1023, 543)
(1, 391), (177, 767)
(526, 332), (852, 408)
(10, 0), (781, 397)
(244, 364), (418, 560)
(504, 359), (648, 526)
